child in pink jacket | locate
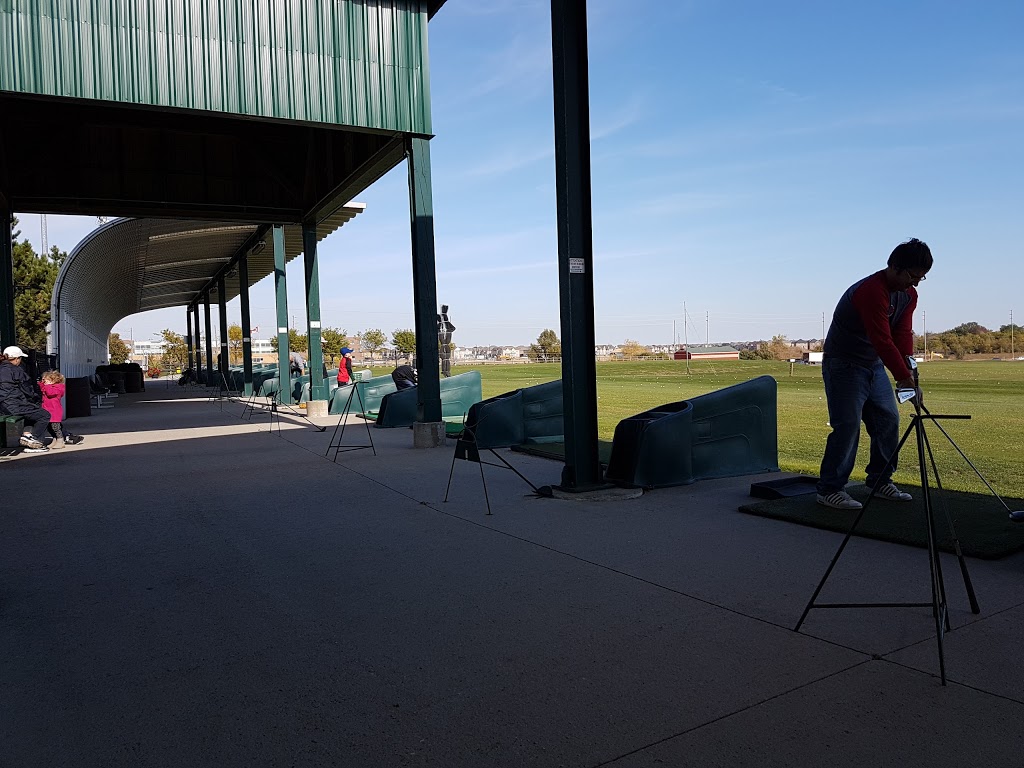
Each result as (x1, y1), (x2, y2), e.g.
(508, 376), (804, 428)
(40, 371), (84, 448)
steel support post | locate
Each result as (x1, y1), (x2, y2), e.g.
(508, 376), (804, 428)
(0, 205), (15, 347)
(217, 277), (229, 387)
(203, 294), (214, 385)
(303, 222), (327, 401)
(186, 307), (194, 370)
(406, 137), (442, 423)
(550, 0), (602, 489)
(238, 252), (254, 396)
(193, 304), (202, 373)
(273, 226), (290, 404)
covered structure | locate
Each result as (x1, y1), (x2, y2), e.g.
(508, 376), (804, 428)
(2, 0), (448, 430)
(3, 0), (605, 484)
(51, 210), (364, 383)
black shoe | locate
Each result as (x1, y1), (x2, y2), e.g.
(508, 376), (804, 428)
(21, 444), (49, 453)
(64, 434), (85, 445)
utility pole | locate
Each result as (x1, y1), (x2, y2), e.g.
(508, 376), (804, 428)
(1011, 310), (1014, 358)
(923, 310), (927, 359)
(683, 301), (690, 375)
(821, 312), (825, 343)
(706, 310), (709, 345)
(40, 214), (48, 254)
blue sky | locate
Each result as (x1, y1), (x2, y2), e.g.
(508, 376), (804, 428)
(17, 0), (1024, 347)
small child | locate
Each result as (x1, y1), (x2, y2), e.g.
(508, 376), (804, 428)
(39, 370), (84, 448)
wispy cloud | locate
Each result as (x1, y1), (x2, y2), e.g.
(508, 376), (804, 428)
(591, 91), (648, 140)
(462, 142), (554, 178)
(624, 191), (740, 218)
(442, 33), (551, 107)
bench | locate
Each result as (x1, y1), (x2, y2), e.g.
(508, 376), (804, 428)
(1, 414), (26, 448)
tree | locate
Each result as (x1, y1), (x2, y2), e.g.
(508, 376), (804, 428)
(360, 328), (387, 361)
(392, 329), (416, 358)
(227, 324), (244, 363)
(160, 329), (189, 370)
(9, 216), (65, 351)
(108, 332), (130, 364)
(269, 328), (307, 353)
(528, 329), (561, 361)
(948, 322), (989, 336)
(752, 334), (790, 361)
(321, 327), (349, 355)
(620, 339), (648, 358)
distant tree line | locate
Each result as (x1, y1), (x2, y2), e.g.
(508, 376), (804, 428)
(915, 322), (1022, 359)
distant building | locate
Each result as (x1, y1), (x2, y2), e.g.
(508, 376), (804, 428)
(674, 345), (740, 360)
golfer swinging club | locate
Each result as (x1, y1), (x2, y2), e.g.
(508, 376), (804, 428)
(816, 238), (932, 510)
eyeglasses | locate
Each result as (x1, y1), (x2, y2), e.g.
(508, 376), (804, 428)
(903, 269), (927, 282)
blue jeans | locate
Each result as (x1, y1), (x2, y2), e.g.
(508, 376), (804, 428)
(817, 357), (900, 495)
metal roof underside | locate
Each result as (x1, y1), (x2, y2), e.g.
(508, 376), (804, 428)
(55, 208), (364, 335)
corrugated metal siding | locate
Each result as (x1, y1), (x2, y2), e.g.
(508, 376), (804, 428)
(0, 0), (431, 133)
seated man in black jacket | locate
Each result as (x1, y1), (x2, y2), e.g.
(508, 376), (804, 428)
(0, 346), (51, 452)
(391, 365), (417, 390)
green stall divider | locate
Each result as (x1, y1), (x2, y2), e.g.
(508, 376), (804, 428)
(375, 371), (483, 428)
(606, 375), (779, 489)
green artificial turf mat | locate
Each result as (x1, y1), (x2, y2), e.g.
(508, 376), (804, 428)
(739, 484), (1024, 559)
(510, 440), (615, 466)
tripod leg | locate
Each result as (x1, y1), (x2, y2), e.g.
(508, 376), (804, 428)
(479, 456), (492, 516)
(921, 423), (980, 614)
(914, 411), (949, 685)
(489, 449), (540, 493)
(444, 449), (459, 502)
(922, 404), (1018, 516)
(795, 419), (917, 632)
(354, 385), (376, 456)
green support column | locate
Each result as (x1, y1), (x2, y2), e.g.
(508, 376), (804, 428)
(203, 294), (214, 385)
(0, 205), (15, 347)
(238, 252), (254, 396)
(186, 308), (194, 369)
(272, 226), (290, 404)
(217, 277), (229, 389)
(407, 137), (442, 424)
(302, 222), (326, 402)
(550, 0), (603, 490)
(193, 304), (202, 373)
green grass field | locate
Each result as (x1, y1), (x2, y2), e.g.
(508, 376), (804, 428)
(371, 360), (1024, 497)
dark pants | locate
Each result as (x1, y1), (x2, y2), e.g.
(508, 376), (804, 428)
(817, 357), (900, 495)
(7, 405), (51, 441)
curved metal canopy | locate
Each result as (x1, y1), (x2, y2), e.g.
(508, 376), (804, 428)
(52, 206), (365, 377)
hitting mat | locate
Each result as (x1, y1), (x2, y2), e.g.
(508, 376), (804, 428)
(739, 484), (1024, 559)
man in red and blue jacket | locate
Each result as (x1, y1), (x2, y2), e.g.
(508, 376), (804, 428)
(816, 238), (932, 510)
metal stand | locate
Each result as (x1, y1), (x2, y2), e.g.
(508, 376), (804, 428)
(209, 369), (240, 408)
(444, 413), (539, 516)
(795, 398), (983, 685)
(325, 384), (375, 461)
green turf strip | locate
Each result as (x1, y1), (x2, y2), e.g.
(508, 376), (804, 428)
(510, 440), (615, 466)
(739, 484), (1024, 559)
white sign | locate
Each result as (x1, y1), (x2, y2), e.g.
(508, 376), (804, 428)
(278, 327), (287, 333)
(310, 321), (321, 329)
(569, 258), (585, 274)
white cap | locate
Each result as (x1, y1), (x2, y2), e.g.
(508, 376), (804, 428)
(2, 345), (27, 358)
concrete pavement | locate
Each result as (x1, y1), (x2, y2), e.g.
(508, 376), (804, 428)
(2, 384), (1021, 767)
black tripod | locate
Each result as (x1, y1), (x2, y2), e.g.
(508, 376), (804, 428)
(795, 359), (985, 686)
(325, 384), (375, 462)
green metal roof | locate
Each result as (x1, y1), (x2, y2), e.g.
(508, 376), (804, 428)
(1, 0), (433, 134)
